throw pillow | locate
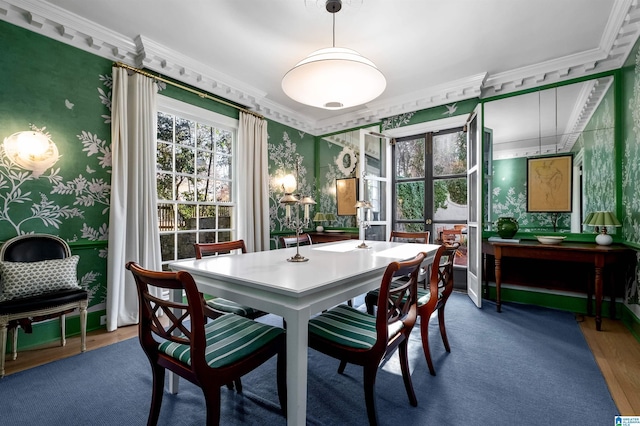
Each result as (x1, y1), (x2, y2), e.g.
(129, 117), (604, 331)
(0, 255), (80, 302)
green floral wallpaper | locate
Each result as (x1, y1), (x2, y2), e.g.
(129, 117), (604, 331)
(622, 36), (640, 310)
(0, 21), (112, 307)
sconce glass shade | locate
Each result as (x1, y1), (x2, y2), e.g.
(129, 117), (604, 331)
(3, 130), (59, 177)
(282, 47), (386, 110)
(584, 211), (621, 245)
(282, 174), (297, 193)
(279, 193), (299, 205)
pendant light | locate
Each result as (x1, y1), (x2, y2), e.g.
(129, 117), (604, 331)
(281, 0), (386, 110)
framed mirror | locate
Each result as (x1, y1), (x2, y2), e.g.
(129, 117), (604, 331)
(483, 75), (615, 234)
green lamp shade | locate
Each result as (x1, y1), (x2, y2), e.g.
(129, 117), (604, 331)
(584, 211), (621, 227)
(313, 213), (327, 222)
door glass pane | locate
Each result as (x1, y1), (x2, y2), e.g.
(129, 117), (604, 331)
(433, 177), (467, 221)
(395, 137), (425, 178)
(469, 172), (477, 222)
(396, 181), (424, 220)
(433, 131), (466, 176)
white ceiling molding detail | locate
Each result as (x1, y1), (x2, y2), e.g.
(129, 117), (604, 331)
(1, 0), (640, 136)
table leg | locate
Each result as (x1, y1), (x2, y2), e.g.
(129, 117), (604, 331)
(283, 308), (310, 425)
(494, 256), (502, 313)
(594, 265), (603, 331)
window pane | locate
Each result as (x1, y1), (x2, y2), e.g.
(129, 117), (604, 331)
(216, 181), (230, 202)
(176, 175), (195, 201)
(157, 112), (174, 142)
(433, 131), (466, 176)
(178, 204), (197, 230)
(177, 233), (197, 259)
(218, 230), (232, 242)
(395, 137), (424, 178)
(433, 178), (467, 221)
(196, 150), (214, 177)
(157, 142), (173, 172)
(219, 206), (233, 229)
(216, 154), (232, 180)
(156, 172), (173, 200)
(175, 118), (195, 147)
(158, 203), (175, 231)
(198, 205), (216, 230)
(198, 231), (217, 243)
(175, 145), (195, 174)
(396, 181), (424, 220)
(160, 233), (175, 262)
(196, 178), (216, 202)
(197, 123), (214, 151)
(216, 130), (232, 155)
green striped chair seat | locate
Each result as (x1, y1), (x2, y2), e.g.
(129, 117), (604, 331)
(416, 287), (445, 307)
(206, 297), (261, 317)
(159, 313), (284, 368)
(309, 304), (404, 349)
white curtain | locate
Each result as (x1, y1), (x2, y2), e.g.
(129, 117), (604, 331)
(237, 112), (270, 252)
(106, 67), (162, 331)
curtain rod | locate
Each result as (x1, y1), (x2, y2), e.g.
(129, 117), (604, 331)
(113, 62), (264, 119)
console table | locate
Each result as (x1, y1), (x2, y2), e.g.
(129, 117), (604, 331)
(308, 231), (358, 244)
(483, 239), (633, 331)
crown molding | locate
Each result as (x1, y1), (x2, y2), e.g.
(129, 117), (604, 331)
(1, 0), (639, 136)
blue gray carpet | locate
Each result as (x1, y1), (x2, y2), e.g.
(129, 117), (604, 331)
(0, 293), (618, 425)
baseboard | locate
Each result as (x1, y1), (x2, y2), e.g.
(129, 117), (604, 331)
(621, 305), (640, 344)
(4, 310), (107, 353)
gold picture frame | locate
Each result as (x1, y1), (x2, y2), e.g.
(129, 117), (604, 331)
(526, 155), (573, 212)
(336, 178), (358, 216)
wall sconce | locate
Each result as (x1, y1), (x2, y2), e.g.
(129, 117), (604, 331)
(3, 130), (59, 177)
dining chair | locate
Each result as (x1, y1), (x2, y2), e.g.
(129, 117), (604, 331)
(415, 242), (458, 375)
(0, 234), (88, 378)
(389, 230), (430, 287)
(365, 243), (458, 376)
(193, 240), (266, 320)
(125, 262), (287, 426)
(308, 252), (425, 426)
(279, 233), (313, 248)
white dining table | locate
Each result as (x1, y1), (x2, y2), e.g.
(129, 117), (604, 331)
(168, 239), (440, 425)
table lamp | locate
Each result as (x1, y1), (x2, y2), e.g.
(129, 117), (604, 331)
(584, 211), (621, 246)
(313, 213), (327, 232)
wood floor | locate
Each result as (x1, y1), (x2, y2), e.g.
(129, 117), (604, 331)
(3, 314), (640, 415)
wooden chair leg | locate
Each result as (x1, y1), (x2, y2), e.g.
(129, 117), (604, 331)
(338, 359), (348, 374)
(399, 339), (417, 406)
(148, 364), (166, 426)
(234, 378), (243, 392)
(363, 364), (379, 426)
(438, 307), (451, 353)
(420, 314), (436, 376)
(202, 384), (222, 426)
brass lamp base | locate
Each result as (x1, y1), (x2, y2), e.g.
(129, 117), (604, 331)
(287, 253), (309, 262)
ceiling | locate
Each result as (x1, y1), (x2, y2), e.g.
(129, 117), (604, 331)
(2, 0), (639, 135)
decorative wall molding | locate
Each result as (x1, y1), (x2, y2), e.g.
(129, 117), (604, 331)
(1, 0), (639, 136)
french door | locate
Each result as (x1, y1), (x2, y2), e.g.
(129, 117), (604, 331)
(466, 104), (483, 307)
(392, 128), (468, 257)
(358, 129), (391, 241)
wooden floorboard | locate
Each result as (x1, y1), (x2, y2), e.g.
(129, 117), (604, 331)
(3, 314), (640, 416)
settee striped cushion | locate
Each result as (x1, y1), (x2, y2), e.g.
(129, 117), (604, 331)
(309, 304), (404, 349)
(206, 297), (261, 317)
(158, 314), (283, 368)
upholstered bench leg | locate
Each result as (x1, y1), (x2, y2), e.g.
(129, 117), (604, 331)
(80, 301), (88, 352)
(11, 327), (18, 360)
(60, 313), (67, 347)
(0, 316), (7, 377)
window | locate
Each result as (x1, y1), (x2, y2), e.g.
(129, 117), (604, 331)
(156, 96), (239, 268)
